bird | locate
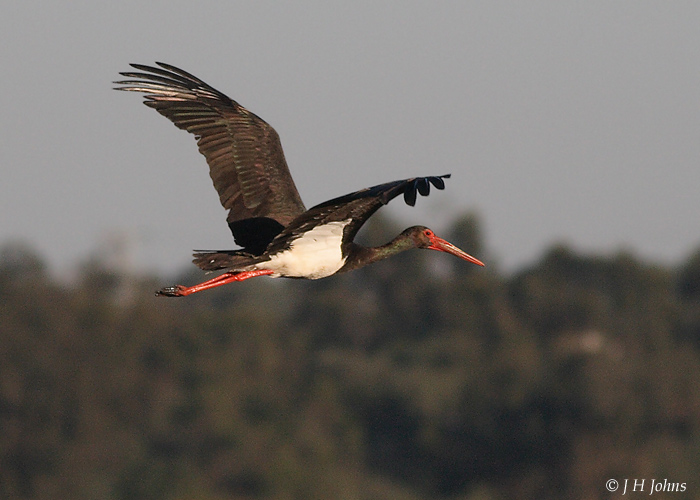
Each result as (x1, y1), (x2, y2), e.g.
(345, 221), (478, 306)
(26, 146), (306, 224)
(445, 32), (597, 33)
(114, 62), (484, 297)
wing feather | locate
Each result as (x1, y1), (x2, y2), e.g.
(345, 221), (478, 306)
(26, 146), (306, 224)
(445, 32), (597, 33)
(266, 174), (451, 255)
(115, 62), (306, 239)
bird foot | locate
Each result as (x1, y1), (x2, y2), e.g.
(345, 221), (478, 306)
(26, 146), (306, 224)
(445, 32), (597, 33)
(155, 285), (188, 297)
(154, 269), (274, 297)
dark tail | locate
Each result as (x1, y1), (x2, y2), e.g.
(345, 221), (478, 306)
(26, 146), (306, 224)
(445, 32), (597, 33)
(192, 250), (259, 271)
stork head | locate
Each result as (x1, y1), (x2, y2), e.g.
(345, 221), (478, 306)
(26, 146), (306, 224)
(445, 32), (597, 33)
(406, 226), (485, 267)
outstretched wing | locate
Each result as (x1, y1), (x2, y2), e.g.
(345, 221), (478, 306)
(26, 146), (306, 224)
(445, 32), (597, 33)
(114, 62), (306, 250)
(266, 175), (451, 254)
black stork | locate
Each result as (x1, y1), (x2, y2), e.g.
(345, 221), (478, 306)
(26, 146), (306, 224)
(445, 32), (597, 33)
(114, 62), (484, 297)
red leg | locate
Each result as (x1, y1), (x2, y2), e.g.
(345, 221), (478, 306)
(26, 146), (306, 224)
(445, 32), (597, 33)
(156, 269), (275, 297)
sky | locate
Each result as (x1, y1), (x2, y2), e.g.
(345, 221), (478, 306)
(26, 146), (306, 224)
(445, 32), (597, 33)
(1, 2), (699, 277)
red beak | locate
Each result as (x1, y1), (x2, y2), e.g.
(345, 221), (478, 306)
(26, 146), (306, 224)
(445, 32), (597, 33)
(428, 235), (485, 267)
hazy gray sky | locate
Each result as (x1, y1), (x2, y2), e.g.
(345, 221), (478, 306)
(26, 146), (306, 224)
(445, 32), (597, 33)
(2, 2), (699, 276)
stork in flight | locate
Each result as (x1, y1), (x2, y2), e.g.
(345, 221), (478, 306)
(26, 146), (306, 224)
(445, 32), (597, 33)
(114, 62), (484, 297)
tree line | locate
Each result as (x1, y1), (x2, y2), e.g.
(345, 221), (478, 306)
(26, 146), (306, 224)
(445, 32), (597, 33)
(1, 214), (699, 500)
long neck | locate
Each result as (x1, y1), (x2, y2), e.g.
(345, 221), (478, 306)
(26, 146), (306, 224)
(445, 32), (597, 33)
(340, 232), (416, 273)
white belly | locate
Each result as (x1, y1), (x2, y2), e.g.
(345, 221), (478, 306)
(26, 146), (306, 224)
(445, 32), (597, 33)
(261, 221), (350, 279)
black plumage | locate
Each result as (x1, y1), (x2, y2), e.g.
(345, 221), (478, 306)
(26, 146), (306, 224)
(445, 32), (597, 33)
(115, 63), (483, 297)
(115, 62), (305, 249)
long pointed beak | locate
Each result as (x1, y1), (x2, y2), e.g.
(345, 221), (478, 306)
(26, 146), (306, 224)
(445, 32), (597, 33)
(428, 235), (485, 267)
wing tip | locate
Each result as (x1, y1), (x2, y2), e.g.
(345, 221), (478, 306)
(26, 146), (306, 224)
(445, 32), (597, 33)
(401, 173), (452, 206)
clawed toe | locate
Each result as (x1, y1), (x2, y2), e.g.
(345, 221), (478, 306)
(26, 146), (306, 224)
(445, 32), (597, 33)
(155, 285), (187, 297)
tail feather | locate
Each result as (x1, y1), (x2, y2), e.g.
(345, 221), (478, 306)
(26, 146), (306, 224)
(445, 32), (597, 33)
(192, 250), (258, 271)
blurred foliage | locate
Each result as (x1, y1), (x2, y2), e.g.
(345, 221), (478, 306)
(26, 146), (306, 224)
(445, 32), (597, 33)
(1, 215), (699, 500)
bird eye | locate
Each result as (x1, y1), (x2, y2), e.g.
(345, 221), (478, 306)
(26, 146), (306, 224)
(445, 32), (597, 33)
(424, 229), (433, 237)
